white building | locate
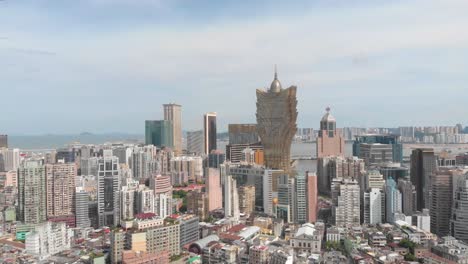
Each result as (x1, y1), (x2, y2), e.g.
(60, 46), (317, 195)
(263, 169), (284, 216)
(290, 223), (322, 254)
(224, 175), (240, 223)
(364, 188), (384, 225)
(0, 148), (20, 171)
(25, 221), (73, 260)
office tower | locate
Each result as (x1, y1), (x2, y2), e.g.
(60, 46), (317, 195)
(56, 148), (76, 163)
(379, 162), (409, 182)
(385, 178), (402, 224)
(204, 112), (217, 155)
(18, 160), (47, 224)
(256, 70), (297, 172)
(316, 107), (345, 158)
(398, 179), (416, 215)
(163, 103), (182, 155)
(75, 187), (90, 228)
(224, 175), (240, 222)
(187, 130), (204, 155)
(364, 188), (384, 224)
(410, 148), (436, 210)
(226, 142), (263, 163)
(332, 179), (360, 227)
(150, 175), (172, 219)
(451, 173), (468, 243)
(97, 151), (121, 227)
(0, 148), (20, 171)
(353, 134), (403, 164)
(277, 174), (295, 223)
(238, 185), (255, 215)
(307, 172), (318, 223)
(145, 120), (174, 148)
(0, 135), (7, 148)
(208, 150), (225, 168)
(205, 168), (222, 211)
(45, 163), (77, 226)
(121, 186), (136, 221)
(317, 156), (365, 195)
(228, 124), (259, 144)
(263, 169), (284, 215)
(431, 169), (454, 237)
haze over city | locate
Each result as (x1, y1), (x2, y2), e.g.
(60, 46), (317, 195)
(1, 0), (468, 134)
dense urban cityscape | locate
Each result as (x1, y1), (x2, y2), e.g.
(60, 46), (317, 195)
(1, 71), (468, 263)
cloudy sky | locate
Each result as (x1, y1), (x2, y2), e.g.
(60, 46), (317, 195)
(1, 0), (467, 134)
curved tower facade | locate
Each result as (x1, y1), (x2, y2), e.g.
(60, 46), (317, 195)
(256, 70), (297, 172)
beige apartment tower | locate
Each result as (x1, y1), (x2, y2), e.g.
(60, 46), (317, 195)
(316, 107), (345, 158)
(256, 70), (297, 172)
(163, 103), (182, 155)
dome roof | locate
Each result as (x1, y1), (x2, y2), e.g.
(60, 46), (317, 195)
(269, 68), (282, 92)
(321, 107), (336, 122)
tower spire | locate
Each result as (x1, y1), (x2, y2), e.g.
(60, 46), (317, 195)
(274, 64), (278, 80)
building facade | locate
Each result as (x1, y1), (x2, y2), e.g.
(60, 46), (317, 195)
(163, 103), (182, 155)
(145, 120), (174, 148)
(256, 71), (297, 173)
(18, 160), (47, 224)
(316, 107), (345, 158)
(204, 112), (217, 155)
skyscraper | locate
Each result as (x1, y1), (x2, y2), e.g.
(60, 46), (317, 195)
(256, 70), (297, 172)
(150, 175), (172, 219)
(398, 179), (416, 215)
(163, 103), (182, 155)
(145, 120), (174, 148)
(75, 187), (91, 228)
(224, 175), (240, 222)
(204, 112), (217, 155)
(307, 172), (318, 223)
(316, 107), (345, 158)
(97, 150), (121, 227)
(353, 135), (403, 165)
(385, 178), (402, 224)
(410, 148), (436, 210)
(18, 160), (47, 224)
(277, 174), (295, 223)
(186, 130), (204, 155)
(451, 173), (468, 243)
(0, 135), (7, 148)
(430, 170), (453, 237)
(317, 156), (365, 196)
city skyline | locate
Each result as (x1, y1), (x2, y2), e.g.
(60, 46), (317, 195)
(1, 0), (468, 134)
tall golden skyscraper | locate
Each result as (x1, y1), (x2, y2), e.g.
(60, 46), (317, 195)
(256, 69), (297, 173)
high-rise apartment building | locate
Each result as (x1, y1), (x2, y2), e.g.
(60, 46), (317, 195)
(18, 160), (47, 224)
(187, 191), (208, 221)
(97, 151), (121, 227)
(262, 169), (284, 215)
(150, 175), (172, 219)
(238, 185), (255, 215)
(186, 130), (204, 155)
(0, 148), (20, 171)
(163, 103), (182, 155)
(332, 179), (360, 227)
(307, 172), (318, 223)
(398, 179), (416, 215)
(317, 156), (365, 195)
(170, 156), (203, 185)
(205, 168), (222, 211)
(316, 107), (345, 158)
(224, 175), (240, 222)
(145, 120), (174, 148)
(204, 112), (217, 155)
(364, 188), (384, 225)
(410, 148), (436, 210)
(256, 70), (297, 172)
(277, 174), (295, 223)
(45, 163), (77, 226)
